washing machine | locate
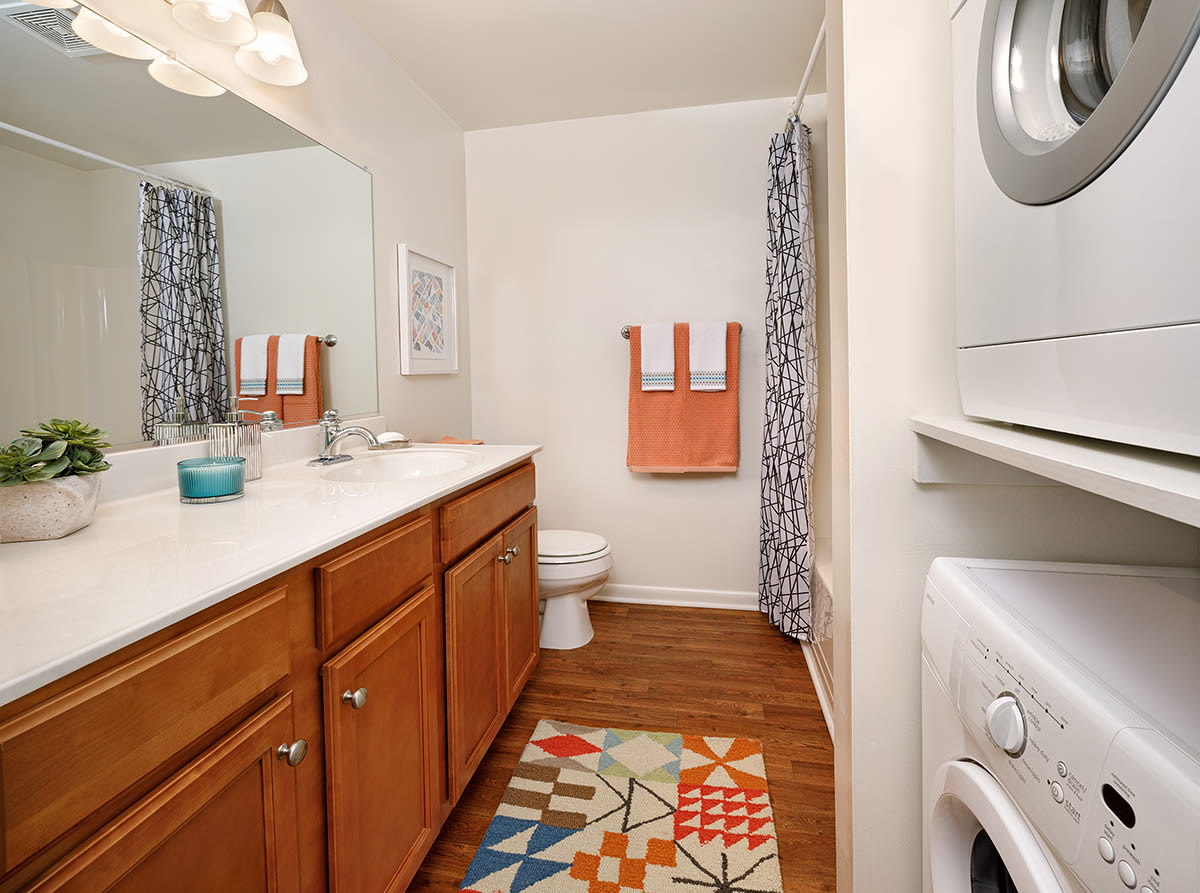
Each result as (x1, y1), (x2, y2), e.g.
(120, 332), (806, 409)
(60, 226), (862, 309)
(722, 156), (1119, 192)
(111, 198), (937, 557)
(921, 557), (1199, 892)
(951, 0), (1200, 456)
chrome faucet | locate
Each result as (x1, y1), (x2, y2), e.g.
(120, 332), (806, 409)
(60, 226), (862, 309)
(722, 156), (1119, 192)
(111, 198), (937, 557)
(309, 410), (380, 466)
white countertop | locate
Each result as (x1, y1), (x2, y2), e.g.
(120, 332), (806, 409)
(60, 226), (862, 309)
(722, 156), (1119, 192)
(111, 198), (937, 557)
(0, 443), (541, 708)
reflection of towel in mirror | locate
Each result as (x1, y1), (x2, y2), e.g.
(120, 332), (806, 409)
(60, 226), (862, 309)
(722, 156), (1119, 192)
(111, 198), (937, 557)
(281, 336), (323, 424)
(275, 334), (308, 395)
(237, 334), (269, 396)
(234, 335), (324, 425)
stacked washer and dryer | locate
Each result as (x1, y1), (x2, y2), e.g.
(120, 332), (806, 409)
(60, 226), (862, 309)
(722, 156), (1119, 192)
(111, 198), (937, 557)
(929, 0), (1200, 890)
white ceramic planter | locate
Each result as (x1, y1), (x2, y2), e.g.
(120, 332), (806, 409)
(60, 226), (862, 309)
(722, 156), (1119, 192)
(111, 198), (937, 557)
(0, 474), (103, 543)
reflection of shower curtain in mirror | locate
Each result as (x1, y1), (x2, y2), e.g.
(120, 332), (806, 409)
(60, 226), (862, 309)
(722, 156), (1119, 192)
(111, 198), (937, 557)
(759, 124), (817, 642)
(138, 182), (228, 440)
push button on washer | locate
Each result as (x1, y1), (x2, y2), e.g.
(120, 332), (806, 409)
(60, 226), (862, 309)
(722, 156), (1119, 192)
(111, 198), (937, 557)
(1051, 781), (1065, 803)
(1097, 837), (1115, 863)
(1117, 860), (1137, 889)
(1057, 760), (1068, 778)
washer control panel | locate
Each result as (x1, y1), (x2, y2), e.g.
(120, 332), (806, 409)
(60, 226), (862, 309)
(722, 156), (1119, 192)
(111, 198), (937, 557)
(955, 604), (1200, 891)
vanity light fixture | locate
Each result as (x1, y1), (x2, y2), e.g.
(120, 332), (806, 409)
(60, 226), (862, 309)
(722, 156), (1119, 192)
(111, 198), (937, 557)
(71, 7), (159, 59)
(170, 0), (255, 46)
(148, 51), (226, 96)
(234, 0), (307, 86)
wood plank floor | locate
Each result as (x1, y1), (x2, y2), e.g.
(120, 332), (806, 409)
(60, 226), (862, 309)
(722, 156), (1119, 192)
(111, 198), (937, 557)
(410, 602), (836, 891)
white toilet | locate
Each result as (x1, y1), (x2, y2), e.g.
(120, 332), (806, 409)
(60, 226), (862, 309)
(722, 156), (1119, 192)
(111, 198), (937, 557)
(536, 529), (613, 650)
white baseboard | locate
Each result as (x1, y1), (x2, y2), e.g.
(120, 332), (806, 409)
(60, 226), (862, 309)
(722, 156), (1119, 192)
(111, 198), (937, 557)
(593, 584), (757, 611)
(802, 640), (836, 746)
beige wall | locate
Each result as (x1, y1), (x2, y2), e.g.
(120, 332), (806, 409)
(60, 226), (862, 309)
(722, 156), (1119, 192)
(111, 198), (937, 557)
(85, 0), (473, 442)
(465, 98), (798, 600)
(827, 1), (1200, 890)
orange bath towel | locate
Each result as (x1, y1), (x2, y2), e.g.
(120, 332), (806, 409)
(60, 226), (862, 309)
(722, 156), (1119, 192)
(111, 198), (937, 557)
(235, 335), (324, 425)
(626, 322), (740, 473)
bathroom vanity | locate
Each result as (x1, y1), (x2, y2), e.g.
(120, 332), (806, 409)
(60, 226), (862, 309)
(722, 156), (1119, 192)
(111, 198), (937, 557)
(0, 445), (540, 892)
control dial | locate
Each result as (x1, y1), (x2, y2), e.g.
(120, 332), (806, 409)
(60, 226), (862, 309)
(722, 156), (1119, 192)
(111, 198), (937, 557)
(985, 693), (1027, 756)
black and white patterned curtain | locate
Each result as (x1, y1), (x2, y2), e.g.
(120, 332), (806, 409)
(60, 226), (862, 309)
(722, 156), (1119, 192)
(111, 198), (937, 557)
(759, 124), (818, 642)
(138, 181), (228, 440)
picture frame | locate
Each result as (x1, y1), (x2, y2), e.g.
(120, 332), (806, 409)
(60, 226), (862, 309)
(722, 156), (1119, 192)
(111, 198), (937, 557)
(398, 245), (458, 375)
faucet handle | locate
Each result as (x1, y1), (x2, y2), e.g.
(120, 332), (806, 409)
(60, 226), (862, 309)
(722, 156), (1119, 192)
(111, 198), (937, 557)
(322, 409), (341, 425)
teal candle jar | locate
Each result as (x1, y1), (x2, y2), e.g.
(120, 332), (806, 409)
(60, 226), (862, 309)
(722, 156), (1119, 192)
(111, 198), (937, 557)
(177, 457), (246, 503)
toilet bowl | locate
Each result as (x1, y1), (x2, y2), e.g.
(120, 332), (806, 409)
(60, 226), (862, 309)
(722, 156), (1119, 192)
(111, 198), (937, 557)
(537, 529), (612, 650)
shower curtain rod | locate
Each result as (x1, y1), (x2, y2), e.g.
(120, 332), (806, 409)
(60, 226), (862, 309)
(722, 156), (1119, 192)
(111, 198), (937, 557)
(788, 15), (827, 125)
(0, 120), (212, 196)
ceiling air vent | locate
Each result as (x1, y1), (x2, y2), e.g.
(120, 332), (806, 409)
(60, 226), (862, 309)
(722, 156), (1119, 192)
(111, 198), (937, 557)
(0, 2), (105, 57)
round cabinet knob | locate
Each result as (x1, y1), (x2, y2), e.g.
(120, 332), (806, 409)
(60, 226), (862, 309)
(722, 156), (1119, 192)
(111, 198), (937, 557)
(342, 687), (368, 709)
(985, 694), (1027, 756)
(507, 546), (520, 558)
(497, 553), (512, 565)
(276, 738), (308, 767)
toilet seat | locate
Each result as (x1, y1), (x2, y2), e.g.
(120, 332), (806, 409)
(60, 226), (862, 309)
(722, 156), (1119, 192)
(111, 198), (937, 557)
(538, 529), (610, 565)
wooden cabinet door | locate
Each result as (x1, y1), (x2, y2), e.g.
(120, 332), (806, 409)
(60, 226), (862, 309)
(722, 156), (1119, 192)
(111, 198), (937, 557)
(322, 586), (438, 893)
(444, 534), (506, 802)
(502, 508), (539, 710)
(27, 695), (303, 893)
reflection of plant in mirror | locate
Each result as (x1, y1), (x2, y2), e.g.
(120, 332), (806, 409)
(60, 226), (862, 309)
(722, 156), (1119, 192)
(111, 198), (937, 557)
(0, 420), (112, 486)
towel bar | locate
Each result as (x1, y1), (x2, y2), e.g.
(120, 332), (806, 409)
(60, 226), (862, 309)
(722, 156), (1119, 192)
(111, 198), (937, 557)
(620, 323), (741, 339)
(313, 334), (337, 346)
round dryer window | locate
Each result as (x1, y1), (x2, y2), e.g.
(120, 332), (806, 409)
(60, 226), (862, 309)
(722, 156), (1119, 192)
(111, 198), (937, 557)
(978, 0), (1200, 204)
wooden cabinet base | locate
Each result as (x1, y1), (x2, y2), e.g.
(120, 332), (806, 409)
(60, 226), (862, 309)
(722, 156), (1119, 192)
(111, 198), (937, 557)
(26, 695), (302, 893)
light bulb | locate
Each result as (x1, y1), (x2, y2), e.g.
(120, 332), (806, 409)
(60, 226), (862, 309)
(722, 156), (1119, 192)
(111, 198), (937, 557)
(202, 3), (233, 23)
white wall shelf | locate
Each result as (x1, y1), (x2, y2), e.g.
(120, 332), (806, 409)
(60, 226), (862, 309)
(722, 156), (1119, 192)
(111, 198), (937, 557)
(910, 415), (1200, 528)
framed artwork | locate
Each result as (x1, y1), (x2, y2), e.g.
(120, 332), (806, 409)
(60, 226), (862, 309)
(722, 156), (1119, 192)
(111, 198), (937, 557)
(399, 245), (458, 375)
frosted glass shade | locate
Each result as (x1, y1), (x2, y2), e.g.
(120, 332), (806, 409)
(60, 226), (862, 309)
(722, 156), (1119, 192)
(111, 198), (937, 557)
(71, 8), (159, 59)
(148, 54), (226, 97)
(171, 0), (256, 46)
(234, 6), (307, 86)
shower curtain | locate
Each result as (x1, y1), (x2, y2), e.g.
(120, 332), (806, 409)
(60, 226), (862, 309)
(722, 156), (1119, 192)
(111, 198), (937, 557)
(759, 123), (818, 642)
(138, 181), (228, 440)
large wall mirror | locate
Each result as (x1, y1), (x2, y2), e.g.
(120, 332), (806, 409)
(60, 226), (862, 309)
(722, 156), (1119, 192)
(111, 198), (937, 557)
(0, 2), (378, 450)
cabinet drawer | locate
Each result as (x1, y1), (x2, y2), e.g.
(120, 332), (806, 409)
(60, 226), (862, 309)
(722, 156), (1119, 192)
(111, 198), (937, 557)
(440, 464), (535, 565)
(0, 588), (291, 873)
(315, 515), (433, 650)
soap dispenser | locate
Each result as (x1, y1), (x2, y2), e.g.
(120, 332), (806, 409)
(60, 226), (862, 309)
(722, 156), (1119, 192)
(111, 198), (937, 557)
(208, 397), (262, 481)
(153, 396), (208, 445)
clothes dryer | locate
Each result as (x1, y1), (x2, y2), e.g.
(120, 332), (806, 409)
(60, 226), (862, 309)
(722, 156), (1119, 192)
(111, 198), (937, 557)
(922, 557), (1199, 892)
(951, 0), (1200, 456)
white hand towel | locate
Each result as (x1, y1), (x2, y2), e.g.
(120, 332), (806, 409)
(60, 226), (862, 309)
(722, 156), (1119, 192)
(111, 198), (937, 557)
(640, 323), (675, 391)
(689, 321), (727, 391)
(238, 334), (269, 396)
(275, 334), (308, 395)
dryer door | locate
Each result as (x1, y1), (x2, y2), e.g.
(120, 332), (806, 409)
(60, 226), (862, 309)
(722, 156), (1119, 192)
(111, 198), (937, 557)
(978, 0), (1200, 203)
(929, 761), (1069, 892)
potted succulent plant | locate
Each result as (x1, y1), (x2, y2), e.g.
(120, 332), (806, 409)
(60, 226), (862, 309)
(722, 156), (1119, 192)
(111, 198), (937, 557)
(0, 419), (112, 542)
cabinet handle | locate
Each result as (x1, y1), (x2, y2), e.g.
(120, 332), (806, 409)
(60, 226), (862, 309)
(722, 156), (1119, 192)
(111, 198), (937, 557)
(342, 687), (368, 709)
(506, 546), (520, 558)
(497, 553), (512, 565)
(276, 738), (308, 767)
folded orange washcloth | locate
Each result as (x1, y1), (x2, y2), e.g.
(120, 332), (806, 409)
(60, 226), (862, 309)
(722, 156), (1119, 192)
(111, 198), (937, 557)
(626, 322), (739, 473)
(437, 435), (485, 444)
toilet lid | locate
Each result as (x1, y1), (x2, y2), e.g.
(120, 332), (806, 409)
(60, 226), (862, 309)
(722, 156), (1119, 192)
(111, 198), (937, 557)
(538, 529), (608, 559)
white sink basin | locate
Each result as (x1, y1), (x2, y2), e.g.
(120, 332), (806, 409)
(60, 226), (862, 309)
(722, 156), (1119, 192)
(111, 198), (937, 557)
(320, 448), (483, 483)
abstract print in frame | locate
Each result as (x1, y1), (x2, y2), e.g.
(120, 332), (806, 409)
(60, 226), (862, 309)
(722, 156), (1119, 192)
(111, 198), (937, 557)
(399, 245), (458, 374)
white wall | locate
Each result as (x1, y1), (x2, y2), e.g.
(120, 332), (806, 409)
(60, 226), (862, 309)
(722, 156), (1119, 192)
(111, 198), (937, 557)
(0, 148), (142, 442)
(466, 99), (795, 600)
(85, 0), (473, 442)
(826, 1), (1200, 890)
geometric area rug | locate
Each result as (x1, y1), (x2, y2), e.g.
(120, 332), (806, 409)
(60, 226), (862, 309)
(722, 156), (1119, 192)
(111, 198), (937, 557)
(459, 719), (783, 892)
